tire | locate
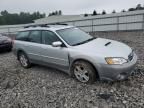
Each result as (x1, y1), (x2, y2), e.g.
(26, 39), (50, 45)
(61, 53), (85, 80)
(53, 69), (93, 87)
(18, 52), (31, 68)
(72, 60), (96, 84)
(7, 48), (12, 52)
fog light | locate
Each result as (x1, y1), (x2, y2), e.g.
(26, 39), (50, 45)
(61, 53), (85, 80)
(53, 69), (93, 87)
(117, 73), (127, 80)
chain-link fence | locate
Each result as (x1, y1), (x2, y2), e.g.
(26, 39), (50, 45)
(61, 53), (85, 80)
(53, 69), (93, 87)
(0, 10), (144, 35)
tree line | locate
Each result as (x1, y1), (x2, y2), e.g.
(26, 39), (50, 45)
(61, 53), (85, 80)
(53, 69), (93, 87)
(0, 4), (144, 25)
(85, 4), (144, 17)
(48, 10), (62, 16)
(0, 10), (63, 25)
(0, 10), (46, 25)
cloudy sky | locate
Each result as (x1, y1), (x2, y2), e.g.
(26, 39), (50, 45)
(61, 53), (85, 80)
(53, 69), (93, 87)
(0, 0), (144, 15)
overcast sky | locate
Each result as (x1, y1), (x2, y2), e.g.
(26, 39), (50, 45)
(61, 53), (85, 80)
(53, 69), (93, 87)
(0, 0), (144, 15)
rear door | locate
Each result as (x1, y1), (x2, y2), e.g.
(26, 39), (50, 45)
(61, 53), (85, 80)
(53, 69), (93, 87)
(40, 30), (69, 67)
(25, 30), (43, 61)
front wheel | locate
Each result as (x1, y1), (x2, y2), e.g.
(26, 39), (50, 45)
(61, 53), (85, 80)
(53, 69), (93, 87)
(72, 61), (96, 83)
(18, 52), (31, 68)
(7, 48), (12, 52)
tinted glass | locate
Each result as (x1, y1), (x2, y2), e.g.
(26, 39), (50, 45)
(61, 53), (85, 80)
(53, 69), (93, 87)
(42, 31), (60, 45)
(56, 28), (93, 46)
(16, 31), (29, 41)
(29, 31), (41, 43)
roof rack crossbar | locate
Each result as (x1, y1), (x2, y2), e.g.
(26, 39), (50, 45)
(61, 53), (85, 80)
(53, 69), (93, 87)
(49, 23), (68, 25)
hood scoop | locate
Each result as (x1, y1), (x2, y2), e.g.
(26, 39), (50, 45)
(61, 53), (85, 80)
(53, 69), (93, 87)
(105, 42), (111, 46)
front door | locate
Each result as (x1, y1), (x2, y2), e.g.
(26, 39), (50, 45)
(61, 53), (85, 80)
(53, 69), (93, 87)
(40, 30), (69, 67)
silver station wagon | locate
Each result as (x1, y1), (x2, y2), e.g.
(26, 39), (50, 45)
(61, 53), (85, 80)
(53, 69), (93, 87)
(13, 24), (137, 83)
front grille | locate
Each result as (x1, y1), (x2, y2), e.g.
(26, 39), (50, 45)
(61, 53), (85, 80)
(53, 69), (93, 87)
(128, 51), (134, 61)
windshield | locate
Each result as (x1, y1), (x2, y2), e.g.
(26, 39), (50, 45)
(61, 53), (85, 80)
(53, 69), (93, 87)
(56, 28), (95, 46)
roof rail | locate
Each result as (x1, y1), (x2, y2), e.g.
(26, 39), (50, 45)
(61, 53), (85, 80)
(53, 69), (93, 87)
(24, 23), (68, 28)
(24, 24), (50, 28)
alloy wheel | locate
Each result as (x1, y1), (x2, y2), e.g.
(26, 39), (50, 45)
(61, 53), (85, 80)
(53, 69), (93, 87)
(74, 65), (90, 83)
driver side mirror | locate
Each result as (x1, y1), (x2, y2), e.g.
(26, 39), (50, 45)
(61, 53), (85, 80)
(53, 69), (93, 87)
(52, 41), (62, 47)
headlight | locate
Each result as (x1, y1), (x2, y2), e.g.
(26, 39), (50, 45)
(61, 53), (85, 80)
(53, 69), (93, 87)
(105, 57), (128, 65)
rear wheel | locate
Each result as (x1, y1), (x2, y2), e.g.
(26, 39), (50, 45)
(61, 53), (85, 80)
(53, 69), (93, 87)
(18, 52), (31, 68)
(72, 61), (96, 83)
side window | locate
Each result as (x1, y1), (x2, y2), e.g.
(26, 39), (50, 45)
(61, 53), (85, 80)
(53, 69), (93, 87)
(29, 31), (41, 43)
(42, 31), (61, 45)
(16, 31), (29, 41)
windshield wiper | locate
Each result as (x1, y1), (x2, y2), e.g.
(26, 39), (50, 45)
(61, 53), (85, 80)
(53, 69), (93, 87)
(72, 37), (96, 46)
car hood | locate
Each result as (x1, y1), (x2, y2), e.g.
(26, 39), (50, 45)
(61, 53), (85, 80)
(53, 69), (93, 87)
(73, 38), (132, 59)
(0, 36), (9, 43)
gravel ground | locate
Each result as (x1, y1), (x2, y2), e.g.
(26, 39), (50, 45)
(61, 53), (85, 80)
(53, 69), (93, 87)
(0, 31), (144, 108)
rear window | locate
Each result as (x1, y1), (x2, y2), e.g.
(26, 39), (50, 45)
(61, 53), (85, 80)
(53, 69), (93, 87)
(16, 31), (30, 41)
(29, 31), (41, 43)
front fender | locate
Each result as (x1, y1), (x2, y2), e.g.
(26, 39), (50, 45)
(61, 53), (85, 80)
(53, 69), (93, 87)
(68, 54), (102, 76)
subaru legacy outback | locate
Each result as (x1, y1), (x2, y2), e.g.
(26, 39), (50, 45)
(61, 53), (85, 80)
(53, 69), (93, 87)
(13, 24), (137, 83)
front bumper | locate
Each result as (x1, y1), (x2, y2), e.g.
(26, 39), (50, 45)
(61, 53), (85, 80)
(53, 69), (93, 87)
(97, 52), (137, 81)
(0, 43), (12, 51)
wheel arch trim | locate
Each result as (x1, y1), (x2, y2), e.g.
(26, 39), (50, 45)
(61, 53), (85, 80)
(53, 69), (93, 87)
(16, 49), (28, 60)
(69, 58), (100, 79)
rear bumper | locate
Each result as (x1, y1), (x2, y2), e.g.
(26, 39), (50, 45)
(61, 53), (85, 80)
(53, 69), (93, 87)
(97, 53), (137, 81)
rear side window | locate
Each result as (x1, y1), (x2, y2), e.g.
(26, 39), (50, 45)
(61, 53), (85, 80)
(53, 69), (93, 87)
(29, 31), (41, 43)
(16, 31), (29, 41)
(42, 31), (60, 45)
